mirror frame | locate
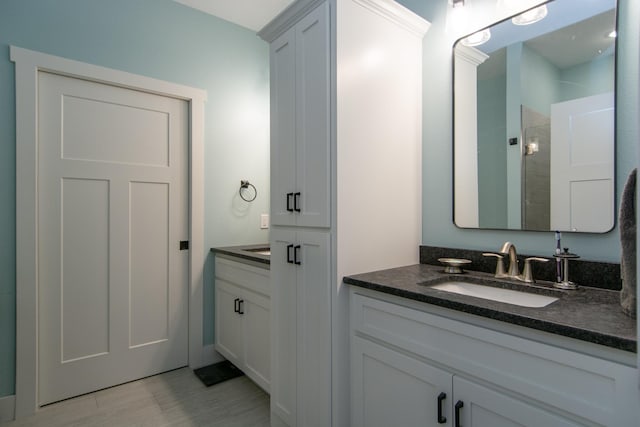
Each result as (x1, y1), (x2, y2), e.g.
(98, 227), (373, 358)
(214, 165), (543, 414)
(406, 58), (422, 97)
(451, 0), (618, 233)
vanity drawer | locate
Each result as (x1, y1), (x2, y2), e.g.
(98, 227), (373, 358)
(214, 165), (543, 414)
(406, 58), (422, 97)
(351, 290), (635, 426)
(215, 257), (270, 297)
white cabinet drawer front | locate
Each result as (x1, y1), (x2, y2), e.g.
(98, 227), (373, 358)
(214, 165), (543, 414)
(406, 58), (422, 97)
(351, 292), (629, 426)
(215, 257), (270, 296)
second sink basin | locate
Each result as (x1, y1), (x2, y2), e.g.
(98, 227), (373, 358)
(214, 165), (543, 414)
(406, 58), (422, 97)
(245, 247), (271, 256)
(430, 281), (559, 308)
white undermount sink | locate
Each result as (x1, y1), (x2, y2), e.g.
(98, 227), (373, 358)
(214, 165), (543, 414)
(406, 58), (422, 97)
(430, 281), (558, 308)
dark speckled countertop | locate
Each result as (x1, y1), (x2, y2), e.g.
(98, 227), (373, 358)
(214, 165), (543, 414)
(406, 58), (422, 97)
(211, 244), (270, 266)
(344, 264), (636, 353)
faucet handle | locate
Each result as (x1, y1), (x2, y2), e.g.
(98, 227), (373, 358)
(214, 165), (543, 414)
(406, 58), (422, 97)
(520, 257), (549, 283)
(483, 253), (506, 278)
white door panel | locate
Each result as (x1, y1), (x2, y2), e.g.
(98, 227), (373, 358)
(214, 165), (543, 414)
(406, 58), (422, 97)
(295, 3), (330, 228)
(60, 178), (110, 363)
(453, 376), (583, 427)
(38, 71), (188, 405)
(270, 230), (298, 425)
(550, 93), (614, 232)
(61, 95), (170, 166)
(243, 290), (271, 390)
(130, 182), (170, 348)
(215, 281), (243, 367)
(296, 230), (331, 427)
(271, 29), (297, 226)
(352, 337), (453, 427)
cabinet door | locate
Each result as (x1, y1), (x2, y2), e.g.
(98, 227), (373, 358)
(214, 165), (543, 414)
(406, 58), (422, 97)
(296, 230), (331, 427)
(270, 229), (298, 425)
(352, 337), (454, 427)
(243, 289), (271, 392)
(295, 2), (330, 228)
(452, 376), (585, 427)
(214, 280), (243, 368)
(270, 27), (297, 227)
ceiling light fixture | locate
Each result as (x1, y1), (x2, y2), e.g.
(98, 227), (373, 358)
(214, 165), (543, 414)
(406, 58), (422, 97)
(461, 29), (491, 47)
(512, 5), (548, 26)
(450, 0), (465, 8)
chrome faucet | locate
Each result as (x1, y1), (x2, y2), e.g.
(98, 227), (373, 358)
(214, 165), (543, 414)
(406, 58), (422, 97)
(499, 241), (519, 278)
(484, 242), (549, 282)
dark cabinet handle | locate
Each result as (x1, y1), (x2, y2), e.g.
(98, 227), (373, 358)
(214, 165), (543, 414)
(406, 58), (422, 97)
(233, 298), (239, 313)
(454, 400), (464, 427)
(437, 392), (447, 424)
(238, 299), (244, 315)
(294, 245), (301, 265)
(286, 193), (294, 212)
(287, 244), (294, 264)
(293, 192), (301, 212)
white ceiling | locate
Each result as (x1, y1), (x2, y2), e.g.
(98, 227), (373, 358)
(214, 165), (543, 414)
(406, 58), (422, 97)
(173, 0), (296, 31)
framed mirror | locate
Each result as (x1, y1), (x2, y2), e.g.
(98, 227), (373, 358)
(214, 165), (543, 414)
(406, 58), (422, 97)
(453, 0), (617, 232)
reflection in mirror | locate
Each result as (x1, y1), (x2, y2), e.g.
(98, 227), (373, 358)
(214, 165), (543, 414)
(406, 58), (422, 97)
(453, 0), (617, 232)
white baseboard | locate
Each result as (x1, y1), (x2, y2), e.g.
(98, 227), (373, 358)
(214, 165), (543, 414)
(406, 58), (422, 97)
(200, 344), (225, 367)
(0, 395), (15, 422)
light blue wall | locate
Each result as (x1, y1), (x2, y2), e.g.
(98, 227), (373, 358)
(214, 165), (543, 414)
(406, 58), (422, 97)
(0, 0), (270, 397)
(398, 0), (638, 263)
(521, 43), (561, 116)
(559, 54), (615, 101)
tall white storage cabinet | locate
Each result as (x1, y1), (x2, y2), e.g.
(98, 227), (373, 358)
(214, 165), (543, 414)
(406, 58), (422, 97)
(270, 229), (331, 426)
(269, 4), (331, 228)
(259, 1), (429, 425)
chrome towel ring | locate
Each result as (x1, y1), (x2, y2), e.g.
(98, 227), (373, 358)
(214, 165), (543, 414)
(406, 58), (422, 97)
(239, 180), (257, 202)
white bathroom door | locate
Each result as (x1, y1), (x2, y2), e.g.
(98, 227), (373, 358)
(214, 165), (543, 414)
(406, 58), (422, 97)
(37, 71), (189, 405)
(550, 92), (614, 232)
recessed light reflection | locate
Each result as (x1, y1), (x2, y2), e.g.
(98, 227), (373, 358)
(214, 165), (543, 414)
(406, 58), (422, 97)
(512, 5), (548, 26)
(461, 29), (491, 47)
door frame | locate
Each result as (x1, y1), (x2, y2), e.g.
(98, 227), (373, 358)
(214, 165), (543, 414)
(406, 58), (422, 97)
(11, 46), (207, 417)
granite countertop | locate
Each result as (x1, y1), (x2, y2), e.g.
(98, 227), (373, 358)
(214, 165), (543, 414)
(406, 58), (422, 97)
(211, 244), (270, 265)
(344, 264), (637, 353)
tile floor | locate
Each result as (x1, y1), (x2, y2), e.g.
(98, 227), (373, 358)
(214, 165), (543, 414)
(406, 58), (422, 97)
(1, 367), (270, 427)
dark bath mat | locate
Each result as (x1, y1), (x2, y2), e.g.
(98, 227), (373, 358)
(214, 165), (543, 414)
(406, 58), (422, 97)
(194, 360), (244, 387)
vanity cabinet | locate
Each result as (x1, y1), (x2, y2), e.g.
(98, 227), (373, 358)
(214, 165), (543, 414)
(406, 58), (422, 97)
(215, 257), (270, 392)
(270, 229), (331, 427)
(351, 288), (639, 427)
(269, 3), (330, 228)
(353, 337), (583, 427)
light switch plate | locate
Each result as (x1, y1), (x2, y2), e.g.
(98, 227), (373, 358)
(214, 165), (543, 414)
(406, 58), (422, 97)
(260, 213), (269, 229)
